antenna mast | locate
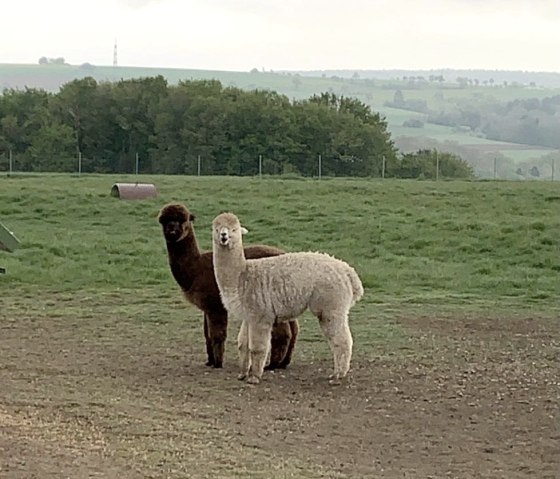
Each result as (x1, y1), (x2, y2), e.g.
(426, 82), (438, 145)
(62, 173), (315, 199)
(113, 38), (118, 67)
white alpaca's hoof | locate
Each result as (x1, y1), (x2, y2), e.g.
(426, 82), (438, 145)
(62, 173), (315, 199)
(237, 373), (247, 381)
(328, 372), (347, 384)
(246, 375), (261, 385)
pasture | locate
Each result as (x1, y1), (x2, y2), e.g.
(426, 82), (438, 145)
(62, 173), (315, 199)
(0, 174), (558, 478)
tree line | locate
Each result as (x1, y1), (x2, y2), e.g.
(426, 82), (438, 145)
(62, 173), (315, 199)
(0, 76), (472, 178)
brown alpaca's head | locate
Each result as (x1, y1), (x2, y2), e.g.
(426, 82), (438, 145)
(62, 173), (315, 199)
(158, 203), (196, 243)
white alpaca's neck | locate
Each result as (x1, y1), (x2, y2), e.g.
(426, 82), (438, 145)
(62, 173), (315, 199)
(213, 242), (247, 300)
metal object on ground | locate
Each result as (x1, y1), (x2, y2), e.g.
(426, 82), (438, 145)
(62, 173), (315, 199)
(0, 222), (20, 252)
(110, 183), (158, 200)
(0, 222), (20, 274)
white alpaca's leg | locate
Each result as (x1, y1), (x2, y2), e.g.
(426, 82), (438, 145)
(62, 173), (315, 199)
(247, 321), (272, 384)
(318, 311), (353, 379)
(237, 320), (250, 380)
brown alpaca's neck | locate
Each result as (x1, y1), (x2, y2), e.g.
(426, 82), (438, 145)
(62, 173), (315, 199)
(166, 229), (203, 291)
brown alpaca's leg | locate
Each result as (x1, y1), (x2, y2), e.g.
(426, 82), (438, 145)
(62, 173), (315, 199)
(278, 319), (299, 369)
(203, 313), (215, 367)
(207, 309), (228, 368)
(265, 321), (292, 370)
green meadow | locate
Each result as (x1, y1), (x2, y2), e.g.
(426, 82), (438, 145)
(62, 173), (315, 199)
(2, 174), (558, 323)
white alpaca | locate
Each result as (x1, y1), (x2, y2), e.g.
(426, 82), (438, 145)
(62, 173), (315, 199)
(212, 212), (364, 384)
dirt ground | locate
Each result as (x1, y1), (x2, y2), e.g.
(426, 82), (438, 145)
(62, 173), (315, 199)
(0, 308), (558, 478)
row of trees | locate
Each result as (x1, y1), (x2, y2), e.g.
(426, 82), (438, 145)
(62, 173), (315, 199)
(0, 76), (473, 178)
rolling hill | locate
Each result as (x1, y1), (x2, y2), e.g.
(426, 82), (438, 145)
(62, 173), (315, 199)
(1, 63), (559, 178)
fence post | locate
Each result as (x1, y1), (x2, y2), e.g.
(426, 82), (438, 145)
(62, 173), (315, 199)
(9, 149), (13, 175)
(197, 155), (201, 176)
(435, 151), (439, 181)
(135, 152), (139, 175)
(318, 154), (322, 180)
(259, 154), (262, 178)
(494, 157), (497, 179)
(382, 155), (385, 179)
(78, 151), (82, 176)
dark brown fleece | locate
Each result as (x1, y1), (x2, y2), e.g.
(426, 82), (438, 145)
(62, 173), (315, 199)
(158, 203), (299, 369)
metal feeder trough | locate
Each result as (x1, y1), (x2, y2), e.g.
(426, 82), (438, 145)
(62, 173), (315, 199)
(110, 182), (158, 200)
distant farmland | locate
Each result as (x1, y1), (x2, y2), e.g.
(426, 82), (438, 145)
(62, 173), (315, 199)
(1, 63), (559, 177)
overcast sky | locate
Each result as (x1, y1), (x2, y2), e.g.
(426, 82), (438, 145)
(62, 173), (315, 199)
(1, 0), (558, 72)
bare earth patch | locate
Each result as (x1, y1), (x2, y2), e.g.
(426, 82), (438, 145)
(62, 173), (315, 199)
(0, 309), (558, 478)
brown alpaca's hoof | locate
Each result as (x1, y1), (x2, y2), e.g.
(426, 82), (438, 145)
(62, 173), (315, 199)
(212, 362), (223, 369)
(276, 359), (290, 369)
(205, 360), (214, 367)
(265, 362), (288, 371)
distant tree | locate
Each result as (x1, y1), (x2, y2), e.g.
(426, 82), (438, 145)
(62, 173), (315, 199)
(393, 89), (405, 107)
(0, 87), (51, 162)
(402, 118), (424, 128)
(38, 56), (48, 65)
(28, 121), (76, 172)
(393, 149), (473, 179)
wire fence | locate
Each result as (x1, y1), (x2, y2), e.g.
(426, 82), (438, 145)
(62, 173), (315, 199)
(0, 149), (558, 180)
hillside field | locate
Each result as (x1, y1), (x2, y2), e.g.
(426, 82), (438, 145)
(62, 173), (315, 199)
(0, 174), (558, 478)
(2, 63), (560, 174)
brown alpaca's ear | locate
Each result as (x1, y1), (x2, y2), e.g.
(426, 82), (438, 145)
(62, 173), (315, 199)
(189, 213), (196, 222)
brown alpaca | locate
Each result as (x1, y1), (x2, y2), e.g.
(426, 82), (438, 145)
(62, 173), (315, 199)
(158, 203), (299, 369)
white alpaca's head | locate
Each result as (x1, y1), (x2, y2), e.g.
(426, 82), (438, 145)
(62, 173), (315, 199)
(212, 212), (248, 249)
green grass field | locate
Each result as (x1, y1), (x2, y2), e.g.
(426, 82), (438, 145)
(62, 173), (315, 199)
(1, 173), (559, 360)
(2, 174), (558, 314)
(1, 174), (558, 477)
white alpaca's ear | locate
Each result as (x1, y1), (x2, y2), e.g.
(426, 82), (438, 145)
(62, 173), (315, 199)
(241, 226), (248, 235)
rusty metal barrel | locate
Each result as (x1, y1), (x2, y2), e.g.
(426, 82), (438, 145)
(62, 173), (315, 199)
(110, 183), (158, 200)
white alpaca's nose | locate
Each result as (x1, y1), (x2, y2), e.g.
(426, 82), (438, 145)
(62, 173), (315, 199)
(220, 230), (229, 244)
